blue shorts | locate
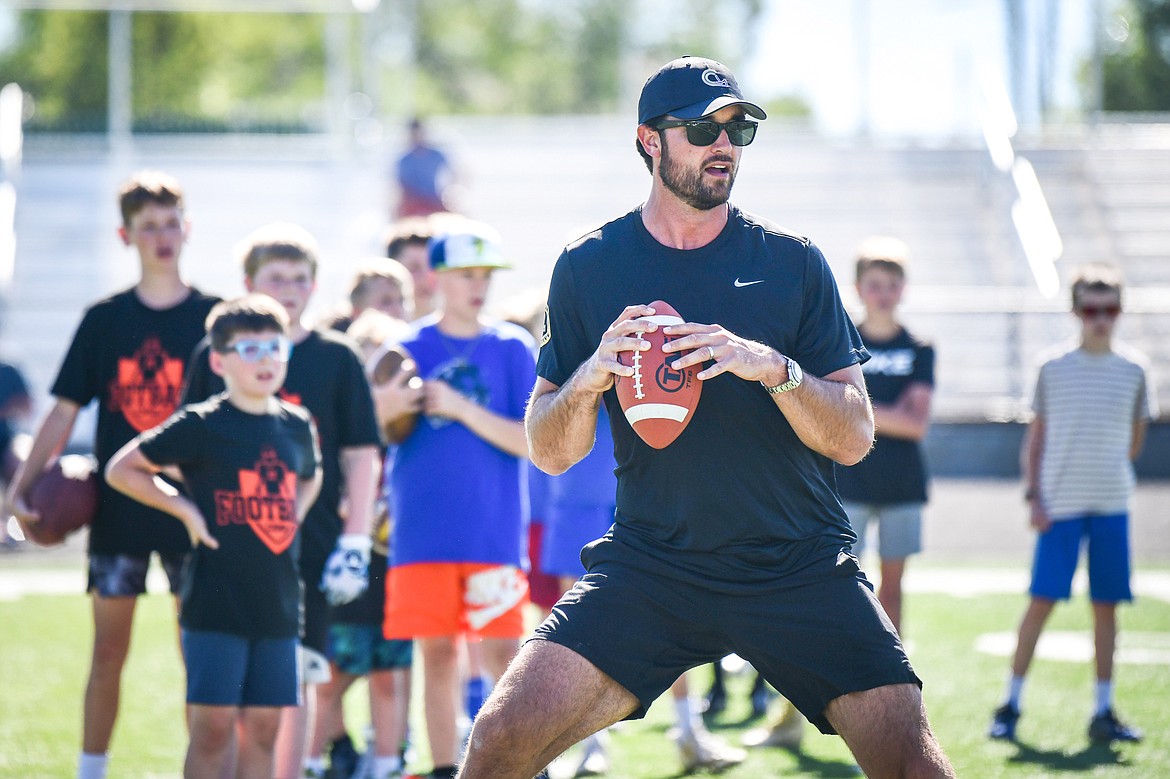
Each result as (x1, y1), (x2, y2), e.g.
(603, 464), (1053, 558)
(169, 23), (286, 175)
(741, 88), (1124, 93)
(182, 629), (301, 707)
(1030, 513), (1132, 603)
(840, 501), (923, 560)
(327, 623), (413, 676)
(88, 552), (186, 597)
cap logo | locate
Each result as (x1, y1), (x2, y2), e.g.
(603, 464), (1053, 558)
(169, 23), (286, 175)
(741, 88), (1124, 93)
(702, 69), (731, 88)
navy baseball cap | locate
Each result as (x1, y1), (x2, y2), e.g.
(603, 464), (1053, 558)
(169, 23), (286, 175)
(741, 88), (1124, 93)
(638, 56), (767, 126)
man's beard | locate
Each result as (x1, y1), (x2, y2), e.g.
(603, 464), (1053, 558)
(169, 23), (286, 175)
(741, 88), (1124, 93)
(658, 133), (736, 211)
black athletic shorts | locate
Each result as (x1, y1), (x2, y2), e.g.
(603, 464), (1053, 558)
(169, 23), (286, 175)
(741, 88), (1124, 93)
(300, 550), (329, 655)
(532, 540), (920, 734)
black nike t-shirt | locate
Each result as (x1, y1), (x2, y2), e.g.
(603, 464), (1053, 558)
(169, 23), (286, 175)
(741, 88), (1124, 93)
(835, 327), (934, 505)
(138, 396), (321, 638)
(182, 328), (381, 563)
(538, 205), (869, 588)
(51, 287), (221, 556)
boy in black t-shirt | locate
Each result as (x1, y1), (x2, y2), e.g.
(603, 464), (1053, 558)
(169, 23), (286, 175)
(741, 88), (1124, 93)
(181, 223), (382, 778)
(6, 171), (220, 779)
(835, 237), (936, 633)
(107, 294), (322, 779)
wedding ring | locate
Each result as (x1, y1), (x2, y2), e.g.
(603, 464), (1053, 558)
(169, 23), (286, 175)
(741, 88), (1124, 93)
(707, 346), (715, 361)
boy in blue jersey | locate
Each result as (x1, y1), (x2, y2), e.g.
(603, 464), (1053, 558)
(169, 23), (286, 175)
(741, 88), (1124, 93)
(377, 222), (535, 779)
(107, 294), (322, 779)
(458, 56), (955, 779)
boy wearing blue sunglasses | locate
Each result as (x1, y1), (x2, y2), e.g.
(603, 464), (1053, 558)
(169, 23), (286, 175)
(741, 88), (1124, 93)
(106, 294), (322, 779)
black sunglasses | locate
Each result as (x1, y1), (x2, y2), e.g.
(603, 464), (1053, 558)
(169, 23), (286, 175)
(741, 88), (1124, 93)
(1077, 304), (1121, 320)
(654, 119), (758, 147)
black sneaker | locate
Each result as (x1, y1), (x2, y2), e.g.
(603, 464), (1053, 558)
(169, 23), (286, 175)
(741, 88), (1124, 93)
(989, 704), (1020, 741)
(1088, 709), (1142, 744)
(326, 733), (361, 779)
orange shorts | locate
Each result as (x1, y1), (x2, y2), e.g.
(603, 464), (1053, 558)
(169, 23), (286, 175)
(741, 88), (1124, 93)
(384, 562), (529, 640)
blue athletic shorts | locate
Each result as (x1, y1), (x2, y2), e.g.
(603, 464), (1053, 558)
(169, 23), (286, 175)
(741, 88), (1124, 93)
(182, 629), (301, 707)
(327, 623), (413, 676)
(533, 544), (919, 735)
(840, 501), (923, 560)
(87, 552), (186, 597)
(1030, 513), (1132, 603)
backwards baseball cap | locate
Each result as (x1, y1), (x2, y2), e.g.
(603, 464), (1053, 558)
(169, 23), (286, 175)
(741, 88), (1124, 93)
(638, 56), (767, 126)
(428, 221), (511, 272)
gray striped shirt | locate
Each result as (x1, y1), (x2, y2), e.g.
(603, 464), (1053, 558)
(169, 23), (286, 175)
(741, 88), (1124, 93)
(1032, 342), (1156, 518)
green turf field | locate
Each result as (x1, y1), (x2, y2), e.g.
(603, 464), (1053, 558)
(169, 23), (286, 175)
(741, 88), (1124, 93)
(1, 567), (1167, 778)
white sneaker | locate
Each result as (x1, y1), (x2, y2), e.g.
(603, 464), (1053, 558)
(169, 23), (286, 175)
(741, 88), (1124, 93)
(573, 731), (609, 776)
(670, 726), (747, 773)
(742, 700), (805, 750)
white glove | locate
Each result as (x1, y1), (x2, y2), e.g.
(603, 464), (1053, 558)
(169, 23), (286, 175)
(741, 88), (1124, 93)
(320, 534), (372, 606)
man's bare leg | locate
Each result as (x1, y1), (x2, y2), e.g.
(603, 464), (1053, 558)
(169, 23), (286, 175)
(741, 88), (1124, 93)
(458, 641), (637, 779)
(826, 683), (955, 779)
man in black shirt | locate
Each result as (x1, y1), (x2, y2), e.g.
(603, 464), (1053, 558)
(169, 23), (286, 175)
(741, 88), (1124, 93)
(458, 57), (955, 779)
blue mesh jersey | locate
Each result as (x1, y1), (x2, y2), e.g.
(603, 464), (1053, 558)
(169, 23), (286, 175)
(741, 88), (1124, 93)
(389, 318), (537, 567)
(537, 205), (869, 589)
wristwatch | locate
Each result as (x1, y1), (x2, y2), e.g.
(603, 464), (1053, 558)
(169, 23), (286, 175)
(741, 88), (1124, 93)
(761, 357), (803, 395)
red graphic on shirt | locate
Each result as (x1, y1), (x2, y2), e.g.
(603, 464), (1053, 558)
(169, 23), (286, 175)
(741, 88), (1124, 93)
(108, 336), (185, 432)
(278, 387), (302, 407)
(214, 447), (299, 555)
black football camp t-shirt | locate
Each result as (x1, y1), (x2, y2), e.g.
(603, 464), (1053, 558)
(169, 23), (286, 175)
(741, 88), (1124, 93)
(182, 328), (381, 565)
(138, 396), (321, 639)
(51, 287), (221, 556)
(537, 205), (869, 589)
(835, 327), (935, 505)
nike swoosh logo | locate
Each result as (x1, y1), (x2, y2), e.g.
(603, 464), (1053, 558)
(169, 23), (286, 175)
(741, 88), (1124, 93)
(734, 278), (765, 287)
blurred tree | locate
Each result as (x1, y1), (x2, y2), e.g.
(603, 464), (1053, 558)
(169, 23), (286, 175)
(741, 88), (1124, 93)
(0, 2), (766, 130)
(412, 0), (763, 115)
(0, 11), (108, 132)
(1101, 0), (1170, 111)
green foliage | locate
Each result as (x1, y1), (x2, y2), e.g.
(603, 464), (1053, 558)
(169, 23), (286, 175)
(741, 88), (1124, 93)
(172, 13), (328, 131)
(1102, 0), (1170, 111)
(0, 3), (765, 130)
(0, 11), (108, 132)
(0, 10), (329, 133)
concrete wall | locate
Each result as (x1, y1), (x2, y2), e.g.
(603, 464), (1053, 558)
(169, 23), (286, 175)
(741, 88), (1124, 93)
(924, 421), (1170, 480)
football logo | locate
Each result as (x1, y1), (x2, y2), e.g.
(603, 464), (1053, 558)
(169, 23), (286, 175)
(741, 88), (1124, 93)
(108, 336), (185, 432)
(214, 447), (299, 555)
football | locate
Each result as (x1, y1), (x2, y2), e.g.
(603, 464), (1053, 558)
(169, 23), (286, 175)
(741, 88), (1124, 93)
(614, 300), (703, 449)
(23, 454), (99, 547)
(370, 343), (423, 444)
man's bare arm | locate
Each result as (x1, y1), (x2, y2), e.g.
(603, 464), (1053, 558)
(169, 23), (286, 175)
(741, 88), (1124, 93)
(662, 322), (874, 465)
(527, 303), (657, 474)
(769, 363), (874, 465)
(526, 374), (603, 475)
